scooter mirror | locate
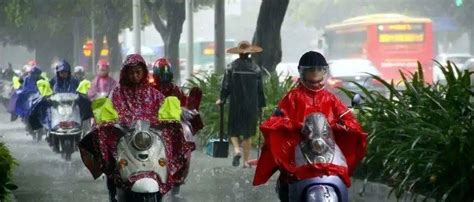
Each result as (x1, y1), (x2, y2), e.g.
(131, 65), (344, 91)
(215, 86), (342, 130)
(351, 94), (362, 108)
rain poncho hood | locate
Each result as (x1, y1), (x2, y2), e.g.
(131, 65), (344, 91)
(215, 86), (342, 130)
(55, 60), (71, 72)
(88, 59), (115, 99)
(50, 60), (79, 93)
(22, 66), (42, 92)
(8, 66), (43, 117)
(113, 54), (163, 125)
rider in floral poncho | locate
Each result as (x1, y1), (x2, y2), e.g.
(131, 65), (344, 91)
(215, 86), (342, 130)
(79, 54), (194, 201)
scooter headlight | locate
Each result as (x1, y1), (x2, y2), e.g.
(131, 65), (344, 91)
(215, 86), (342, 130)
(133, 132), (152, 151)
(311, 139), (327, 155)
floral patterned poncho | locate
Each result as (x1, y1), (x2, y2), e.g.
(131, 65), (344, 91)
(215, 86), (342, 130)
(79, 54), (194, 194)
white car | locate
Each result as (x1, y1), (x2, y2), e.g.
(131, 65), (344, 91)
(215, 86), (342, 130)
(433, 53), (472, 83)
(461, 58), (474, 86)
(327, 59), (383, 104)
(275, 62), (299, 82)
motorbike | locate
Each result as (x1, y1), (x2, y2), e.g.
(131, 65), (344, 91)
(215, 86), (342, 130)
(113, 120), (167, 202)
(47, 93), (83, 161)
(288, 94), (361, 202)
(18, 91), (45, 142)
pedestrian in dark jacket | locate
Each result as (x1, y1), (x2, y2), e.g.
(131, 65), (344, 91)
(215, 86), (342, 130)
(216, 41), (266, 168)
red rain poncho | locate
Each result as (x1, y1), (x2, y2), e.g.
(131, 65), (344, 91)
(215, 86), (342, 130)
(152, 82), (187, 106)
(253, 84), (367, 187)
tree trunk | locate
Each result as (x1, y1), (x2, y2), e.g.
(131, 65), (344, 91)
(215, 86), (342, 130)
(164, 1), (185, 83)
(165, 36), (182, 82)
(252, 0), (289, 73)
(144, 0), (185, 83)
(103, 0), (123, 74)
(93, 29), (104, 72)
(106, 31), (122, 74)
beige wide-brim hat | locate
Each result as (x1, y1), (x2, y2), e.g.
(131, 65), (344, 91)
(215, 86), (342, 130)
(226, 41), (263, 54)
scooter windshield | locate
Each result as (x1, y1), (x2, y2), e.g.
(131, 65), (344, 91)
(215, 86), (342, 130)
(50, 93), (81, 128)
(297, 113), (347, 167)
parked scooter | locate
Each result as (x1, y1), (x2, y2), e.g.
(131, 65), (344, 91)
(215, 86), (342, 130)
(113, 120), (167, 202)
(288, 94), (362, 202)
(47, 93), (83, 161)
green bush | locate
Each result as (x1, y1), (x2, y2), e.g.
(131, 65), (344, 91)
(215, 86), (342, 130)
(186, 73), (227, 146)
(251, 72), (295, 146)
(342, 62), (474, 201)
(0, 142), (18, 201)
(186, 72), (294, 146)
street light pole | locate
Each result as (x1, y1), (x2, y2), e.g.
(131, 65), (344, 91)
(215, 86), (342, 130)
(133, 0), (141, 54)
(186, 0), (194, 80)
(215, 0), (225, 74)
(91, 0), (96, 74)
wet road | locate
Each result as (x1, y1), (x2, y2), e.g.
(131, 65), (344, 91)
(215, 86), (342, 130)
(0, 112), (278, 202)
(0, 109), (392, 202)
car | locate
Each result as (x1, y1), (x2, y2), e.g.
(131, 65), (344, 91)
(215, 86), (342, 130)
(433, 53), (472, 83)
(461, 58), (474, 86)
(326, 59), (383, 104)
(462, 58), (474, 70)
(275, 62), (299, 82)
(275, 59), (383, 104)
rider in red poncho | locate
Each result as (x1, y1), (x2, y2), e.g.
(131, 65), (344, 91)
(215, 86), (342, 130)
(150, 58), (187, 106)
(253, 51), (367, 201)
(150, 58), (202, 195)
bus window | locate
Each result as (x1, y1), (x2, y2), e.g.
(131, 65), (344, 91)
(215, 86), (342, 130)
(326, 30), (367, 59)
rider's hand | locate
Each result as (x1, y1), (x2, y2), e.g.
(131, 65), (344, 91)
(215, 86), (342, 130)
(272, 108), (284, 117)
(215, 99), (223, 105)
(331, 121), (348, 132)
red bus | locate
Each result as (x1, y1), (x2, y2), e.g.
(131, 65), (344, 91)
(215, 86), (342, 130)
(323, 14), (434, 83)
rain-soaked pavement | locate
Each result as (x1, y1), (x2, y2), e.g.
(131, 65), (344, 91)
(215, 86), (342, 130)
(0, 109), (278, 202)
(0, 108), (395, 202)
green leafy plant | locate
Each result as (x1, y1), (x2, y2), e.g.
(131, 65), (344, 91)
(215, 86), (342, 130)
(186, 73), (227, 146)
(0, 142), (18, 201)
(341, 62), (474, 201)
(251, 72), (295, 146)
